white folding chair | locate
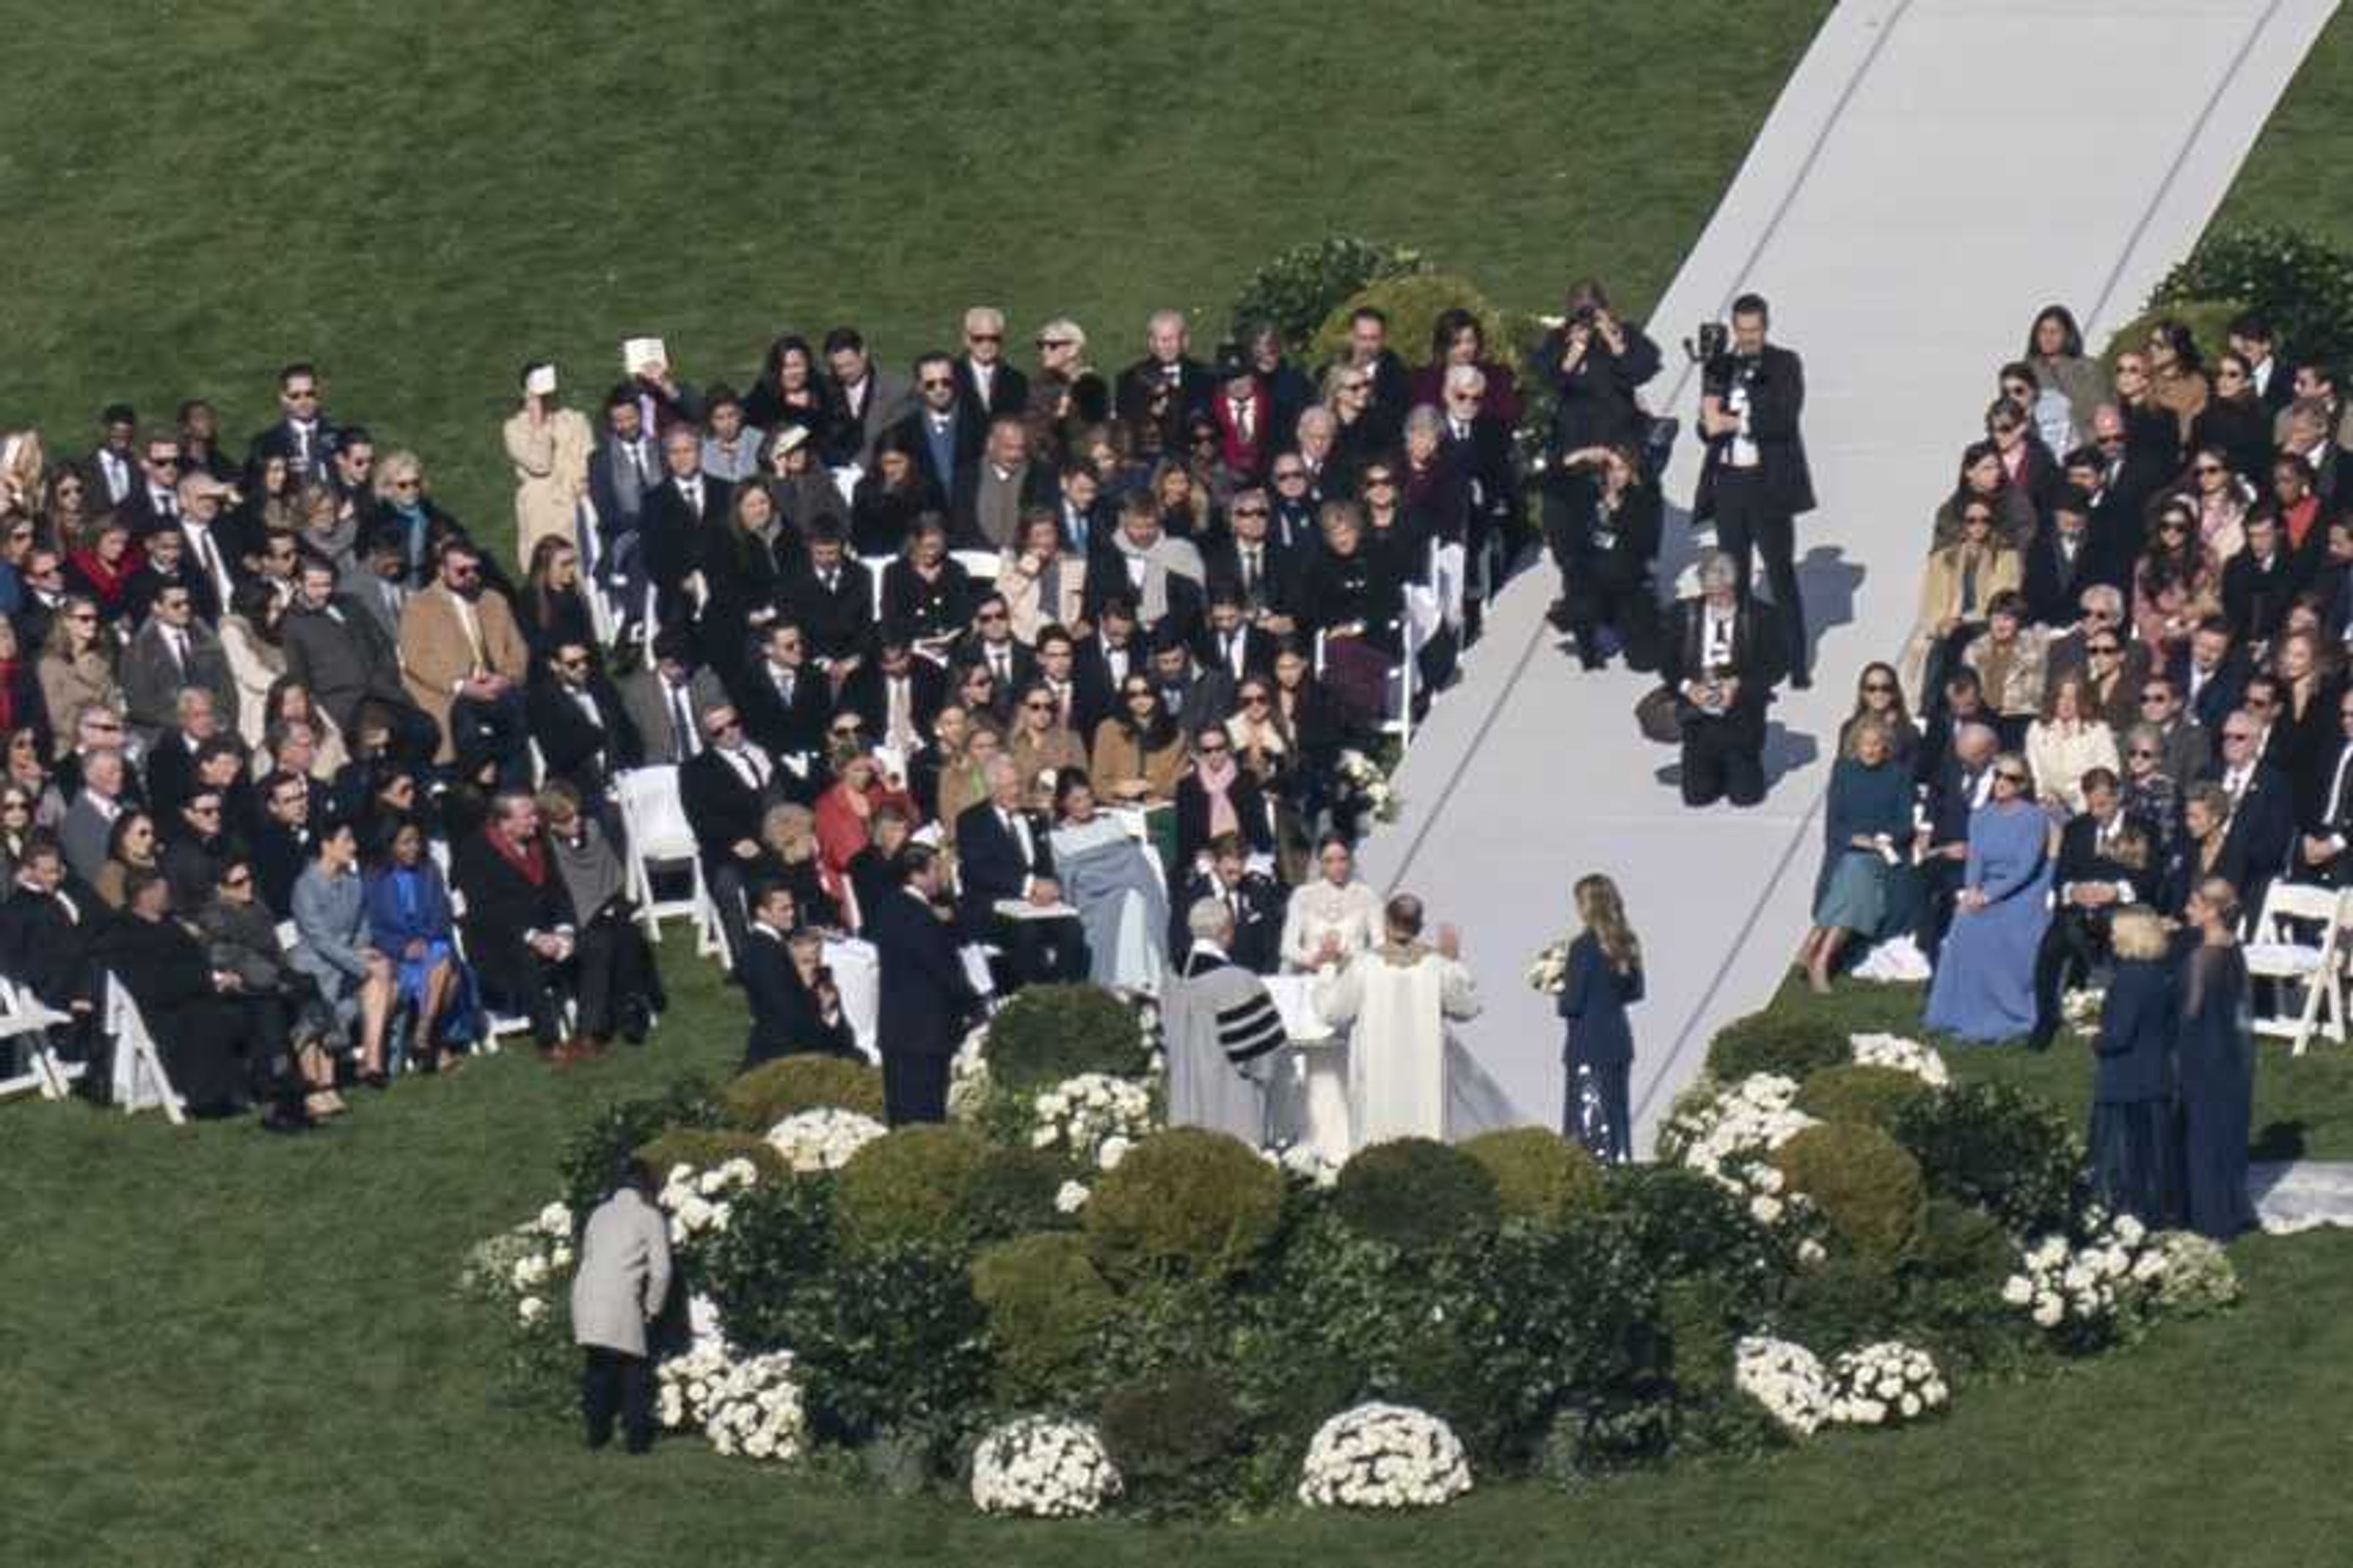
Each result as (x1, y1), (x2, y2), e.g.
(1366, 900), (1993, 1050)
(575, 496), (622, 649)
(614, 765), (723, 959)
(0, 975), (77, 1102)
(2244, 882), (2353, 1054)
(103, 974), (185, 1124)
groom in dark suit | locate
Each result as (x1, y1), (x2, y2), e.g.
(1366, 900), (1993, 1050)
(868, 844), (983, 1124)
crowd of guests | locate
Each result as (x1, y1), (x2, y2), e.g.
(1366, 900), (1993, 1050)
(1804, 304), (2350, 1238)
(0, 291), (1590, 1131)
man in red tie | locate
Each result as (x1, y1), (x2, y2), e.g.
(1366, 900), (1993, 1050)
(1208, 343), (1270, 482)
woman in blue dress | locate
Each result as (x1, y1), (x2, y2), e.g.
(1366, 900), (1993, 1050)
(363, 817), (476, 1072)
(1558, 873), (1645, 1162)
(1800, 718), (1915, 993)
(2175, 876), (2256, 1239)
(1923, 752), (2054, 1042)
(2088, 908), (2177, 1225)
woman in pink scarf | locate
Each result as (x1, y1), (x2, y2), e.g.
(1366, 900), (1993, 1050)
(1174, 725), (1273, 875)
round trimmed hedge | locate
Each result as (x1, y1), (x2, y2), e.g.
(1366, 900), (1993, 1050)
(983, 984), (1150, 1093)
(1097, 1367), (1249, 1495)
(970, 1233), (1115, 1394)
(1460, 1128), (1603, 1227)
(635, 1128), (784, 1182)
(1083, 1128), (1284, 1281)
(1705, 1010), (1851, 1082)
(1333, 1137), (1500, 1253)
(1895, 1080), (2083, 1234)
(1770, 1123), (1927, 1265)
(1793, 1064), (1931, 1132)
(721, 1055), (885, 1128)
(836, 1125), (993, 1244)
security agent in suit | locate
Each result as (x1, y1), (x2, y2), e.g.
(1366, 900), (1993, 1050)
(2028, 770), (2160, 1048)
(2294, 691), (2353, 887)
(638, 428), (732, 631)
(1695, 294), (1817, 688)
(868, 844), (983, 1125)
(1662, 551), (1784, 809)
(955, 756), (1087, 990)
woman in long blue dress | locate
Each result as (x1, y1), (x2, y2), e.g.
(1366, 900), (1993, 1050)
(1558, 873), (1645, 1162)
(1924, 752), (2053, 1042)
(2088, 908), (2177, 1225)
(2175, 876), (2256, 1239)
(363, 817), (477, 1071)
(1800, 719), (1915, 993)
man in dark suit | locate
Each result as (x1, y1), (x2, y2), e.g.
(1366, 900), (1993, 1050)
(952, 416), (1053, 550)
(1114, 309), (1214, 453)
(955, 756), (1086, 990)
(843, 635), (945, 756)
(736, 620), (831, 763)
(820, 326), (912, 471)
(952, 592), (1036, 700)
(2028, 768), (2161, 1047)
(121, 526), (219, 630)
(1202, 489), (1306, 642)
(887, 352), (982, 510)
(1195, 588), (1278, 685)
(1439, 362), (1520, 623)
(2221, 509), (2306, 649)
(243, 362), (339, 487)
(453, 791), (585, 1059)
(638, 428), (730, 632)
(2231, 314), (2296, 417)
(527, 640), (640, 800)
(80, 403), (142, 512)
(1070, 597), (1143, 739)
(279, 556), (438, 767)
(0, 836), (97, 1025)
(953, 307), (1029, 423)
(738, 881), (857, 1067)
(868, 844), (982, 1125)
(680, 704), (798, 964)
(2022, 490), (2101, 628)
(585, 387), (661, 600)
(120, 582), (237, 744)
(2180, 619), (2251, 733)
(1694, 294), (1816, 687)
(1172, 835), (1284, 972)
(1662, 551), (1783, 808)
(1327, 306), (1414, 451)
(1915, 719), (1998, 963)
(2293, 689), (2353, 887)
(2205, 710), (2294, 913)
(1146, 627), (1233, 735)
(782, 525), (874, 673)
(1053, 461), (1111, 558)
(116, 431), (189, 539)
(615, 631), (726, 766)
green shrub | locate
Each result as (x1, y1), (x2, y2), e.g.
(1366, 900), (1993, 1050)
(1794, 1064), (1932, 1132)
(835, 1125), (993, 1246)
(1601, 1164), (1778, 1310)
(1770, 1123), (1927, 1266)
(781, 1238), (990, 1444)
(969, 1233), (1114, 1397)
(983, 984), (1149, 1093)
(1461, 1127), (1605, 1227)
(1705, 1010), (1852, 1082)
(2099, 298), (2247, 376)
(558, 1075), (720, 1211)
(1904, 1198), (2035, 1372)
(963, 1145), (1077, 1241)
(1227, 236), (1427, 347)
(1097, 1368), (1249, 1512)
(721, 1056), (885, 1129)
(2154, 222), (2353, 367)
(1773, 1254), (1904, 1352)
(1084, 1127), (1284, 1281)
(1895, 1081), (2084, 1235)
(1305, 271), (1520, 373)
(697, 1176), (840, 1352)
(1915, 1199), (2014, 1287)
(634, 1129), (784, 1184)
(1333, 1137), (1501, 1253)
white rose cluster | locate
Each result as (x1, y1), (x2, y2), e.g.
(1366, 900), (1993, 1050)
(1732, 1335), (1832, 1436)
(1523, 937), (1571, 996)
(1335, 749), (1400, 822)
(657, 1158), (761, 1246)
(763, 1107), (888, 1173)
(947, 1025), (994, 1121)
(2004, 1213), (2238, 1337)
(1296, 1403), (1472, 1510)
(1825, 1341), (1947, 1427)
(655, 1294), (808, 1463)
(969, 1415), (1124, 1518)
(1028, 1072), (1158, 1169)
(1847, 1031), (1952, 1088)
(1659, 1073), (1817, 1219)
(2060, 987), (2105, 1032)
(1262, 1142), (1341, 1187)
(1054, 1180), (1092, 1214)
(463, 1202), (576, 1329)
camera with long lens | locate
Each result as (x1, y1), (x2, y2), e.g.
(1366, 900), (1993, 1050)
(1683, 320), (1729, 365)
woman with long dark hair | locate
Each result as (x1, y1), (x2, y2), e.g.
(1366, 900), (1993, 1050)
(2022, 304), (2109, 439)
(2131, 499), (2220, 662)
(1931, 441), (2037, 548)
(1559, 871), (1644, 1162)
(2144, 319), (2211, 443)
(518, 536), (597, 661)
(1089, 676), (1185, 805)
(2193, 351), (2276, 481)
(850, 437), (928, 558)
(743, 333), (833, 434)
(1409, 307), (1524, 425)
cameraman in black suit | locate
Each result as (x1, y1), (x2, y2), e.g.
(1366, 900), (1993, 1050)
(1696, 294), (1817, 688)
(1662, 550), (1783, 809)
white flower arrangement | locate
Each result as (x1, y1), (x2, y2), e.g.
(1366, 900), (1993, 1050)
(1525, 937), (1571, 996)
(656, 1157), (761, 1247)
(1733, 1335), (1832, 1436)
(1263, 1142), (1342, 1187)
(1824, 1341), (1947, 1427)
(1658, 1073), (1817, 1218)
(1028, 1072), (1158, 1168)
(464, 1203), (578, 1331)
(1054, 1180), (1092, 1214)
(2060, 987), (2105, 1032)
(1847, 1031), (1951, 1088)
(947, 1025), (994, 1122)
(1297, 1402), (1472, 1510)
(970, 1415), (1124, 1518)
(2148, 1229), (2241, 1314)
(1335, 749), (1401, 823)
(654, 1294), (809, 1463)
(2004, 1213), (2240, 1339)
(764, 1107), (888, 1173)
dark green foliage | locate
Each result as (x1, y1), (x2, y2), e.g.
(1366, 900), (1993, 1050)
(2154, 222), (2353, 366)
(969, 1233), (1114, 1399)
(1226, 236), (1427, 347)
(781, 1239), (990, 1445)
(981, 985), (1149, 1093)
(1705, 1010), (1853, 1082)
(1083, 1127), (1284, 1281)
(1772, 1123), (1927, 1266)
(1097, 1368), (1250, 1513)
(1904, 1199), (2038, 1372)
(963, 1145), (1077, 1241)
(696, 1176), (841, 1352)
(633, 1129), (785, 1184)
(1461, 1127), (1606, 1226)
(1333, 1137), (1501, 1253)
(1795, 1064), (1933, 1132)
(556, 1075), (720, 1212)
(1601, 1164), (1781, 1314)
(1773, 1254), (1906, 1353)
(835, 1124), (993, 1246)
(720, 1056), (885, 1129)
(1896, 1080), (2085, 1235)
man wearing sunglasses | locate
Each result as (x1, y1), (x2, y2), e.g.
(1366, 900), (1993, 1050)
(243, 362), (339, 485)
(397, 539), (529, 776)
(953, 306), (1028, 423)
(887, 350), (982, 509)
(526, 640), (640, 803)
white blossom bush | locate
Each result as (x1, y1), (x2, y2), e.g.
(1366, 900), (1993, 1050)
(947, 1025), (994, 1122)
(764, 1107), (888, 1173)
(1028, 1072), (1157, 1168)
(1658, 1073), (1818, 1223)
(2149, 1230), (2241, 1314)
(969, 1415), (1124, 1518)
(463, 1201), (576, 1328)
(1825, 1341), (1947, 1427)
(657, 1158), (760, 1246)
(702, 1349), (808, 1461)
(1524, 937), (1571, 996)
(1297, 1403), (1472, 1510)
(1053, 1180), (1091, 1214)
(2004, 1213), (2240, 1347)
(1262, 1142), (1341, 1187)
(1847, 1031), (1951, 1088)
(1733, 1335), (1832, 1436)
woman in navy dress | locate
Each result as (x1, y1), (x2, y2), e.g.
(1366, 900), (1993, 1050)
(2175, 876), (2256, 1239)
(1559, 873), (1645, 1162)
(2088, 909), (2177, 1225)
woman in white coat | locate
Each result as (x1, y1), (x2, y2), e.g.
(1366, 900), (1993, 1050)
(569, 1159), (673, 1454)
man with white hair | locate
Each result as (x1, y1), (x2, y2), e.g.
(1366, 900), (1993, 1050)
(1163, 895), (1289, 1144)
(1116, 308), (1213, 451)
(955, 306), (1028, 422)
(1662, 549), (1784, 808)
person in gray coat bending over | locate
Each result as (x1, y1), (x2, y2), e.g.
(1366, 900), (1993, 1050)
(569, 1158), (673, 1453)
(1162, 897), (1290, 1144)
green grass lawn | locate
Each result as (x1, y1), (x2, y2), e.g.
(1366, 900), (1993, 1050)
(2213, 7), (2353, 248)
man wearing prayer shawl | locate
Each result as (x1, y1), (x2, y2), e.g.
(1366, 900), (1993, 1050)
(1313, 892), (1480, 1147)
(1163, 898), (1288, 1143)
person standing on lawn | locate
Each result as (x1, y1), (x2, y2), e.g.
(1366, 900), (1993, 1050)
(570, 1158), (673, 1455)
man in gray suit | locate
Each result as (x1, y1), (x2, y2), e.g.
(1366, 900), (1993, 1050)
(280, 557), (415, 740)
(568, 1158), (672, 1454)
(60, 748), (129, 888)
(820, 325), (910, 471)
(121, 583), (237, 743)
(615, 630), (729, 766)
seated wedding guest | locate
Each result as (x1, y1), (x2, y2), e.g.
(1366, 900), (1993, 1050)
(2269, 629), (2338, 822)
(197, 852), (335, 1127)
(955, 754), (1087, 990)
(1048, 768), (1168, 994)
(2177, 876), (2256, 1239)
(2222, 509), (2305, 651)
(1090, 676), (1186, 805)
(740, 881), (860, 1068)
(570, 1158), (671, 1456)
(1839, 662), (1918, 771)
(1295, 502), (1402, 728)
(540, 782), (661, 1048)
(2077, 621), (2144, 733)
(1543, 442), (1661, 672)
(1900, 498), (2018, 698)
(2134, 672), (2210, 787)
(998, 508), (1086, 643)
(1923, 751), (2053, 1042)
(2203, 709), (2294, 916)
(515, 536), (598, 661)
(2119, 722), (2184, 853)
(37, 596), (121, 759)
(363, 816), (471, 1073)
(2088, 907), (2177, 1225)
(2183, 441), (2253, 559)
(2131, 499), (2221, 665)
(1281, 834), (1381, 972)
(1558, 872), (1644, 1164)
(1171, 833), (1284, 972)
(1799, 719), (1915, 993)
(1173, 724), (1273, 874)
(0, 620), (48, 748)
(748, 802), (839, 931)
(1930, 441), (2037, 549)
(814, 751), (914, 911)
(1162, 895), (1289, 1146)
(289, 820), (396, 1087)
(2028, 768), (2159, 1049)
(845, 806), (915, 938)
(1959, 592), (2046, 748)
(89, 868), (252, 1118)
(1224, 672), (1294, 785)
(92, 808), (161, 911)
(1006, 680), (1086, 789)
(933, 720), (1001, 843)
(454, 790), (586, 1062)
(879, 517), (975, 660)
(2023, 305), (2109, 439)
(2026, 672), (2120, 815)
(681, 703), (798, 964)
(219, 582), (289, 751)
(2162, 784), (2245, 918)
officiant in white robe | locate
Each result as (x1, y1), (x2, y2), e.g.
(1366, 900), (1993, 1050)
(1313, 893), (1480, 1147)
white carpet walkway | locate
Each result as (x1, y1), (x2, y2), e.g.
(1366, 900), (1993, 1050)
(1362, 0), (2339, 1151)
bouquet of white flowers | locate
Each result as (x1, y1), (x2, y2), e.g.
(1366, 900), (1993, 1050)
(1525, 937), (1572, 996)
(2004, 1213), (2239, 1346)
(2148, 1229), (2241, 1314)
(702, 1349), (808, 1461)
(1825, 1341), (1947, 1426)
(765, 1107), (888, 1173)
(947, 1024), (994, 1122)
(1847, 1031), (1952, 1088)
(2060, 987), (2105, 1032)
(1335, 749), (1400, 823)
(1028, 1072), (1158, 1168)
(657, 1158), (761, 1246)
(1263, 1141), (1342, 1188)
(1733, 1335), (1832, 1436)
(1657, 1073), (1818, 1222)
(1297, 1403), (1472, 1510)
(970, 1415), (1124, 1518)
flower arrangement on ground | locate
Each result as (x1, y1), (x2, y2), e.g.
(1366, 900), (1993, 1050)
(1297, 1403), (1472, 1510)
(657, 1157), (760, 1245)
(1658, 1071), (1818, 1221)
(2003, 1211), (2240, 1350)
(1733, 1335), (1832, 1436)
(1028, 1072), (1158, 1168)
(971, 1416), (1124, 1517)
(1847, 1031), (1951, 1088)
(1335, 749), (1400, 822)
(1825, 1341), (1947, 1427)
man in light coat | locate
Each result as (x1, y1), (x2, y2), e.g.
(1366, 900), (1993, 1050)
(569, 1159), (673, 1454)
(1162, 898), (1289, 1144)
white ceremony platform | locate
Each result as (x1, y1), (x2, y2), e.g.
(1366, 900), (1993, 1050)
(1357, 0), (2338, 1152)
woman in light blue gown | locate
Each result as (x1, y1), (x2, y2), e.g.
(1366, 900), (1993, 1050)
(1924, 751), (2053, 1042)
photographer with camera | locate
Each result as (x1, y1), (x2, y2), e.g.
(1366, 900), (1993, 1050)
(1662, 549), (1785, 808)
(1545, 442), (1662, 671)
(1534, 279), (1664, 455)
(1696, 292), (1818, 688)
